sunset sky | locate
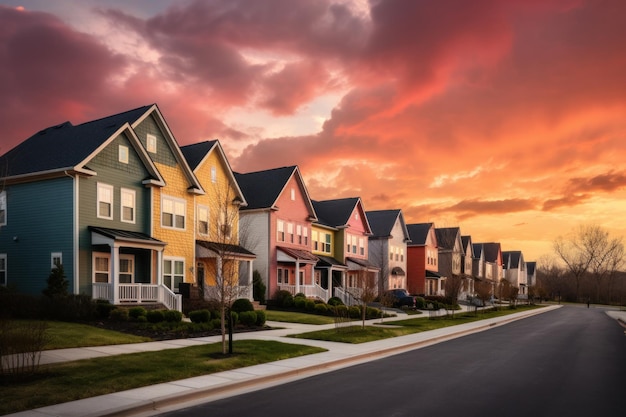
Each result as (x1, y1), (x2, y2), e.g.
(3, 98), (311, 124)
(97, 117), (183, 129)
(2, 0), (626, 261)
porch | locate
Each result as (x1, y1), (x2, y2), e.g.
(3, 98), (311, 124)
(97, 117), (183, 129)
(92, 283), (182, 311)
(277, 283), (328, 300)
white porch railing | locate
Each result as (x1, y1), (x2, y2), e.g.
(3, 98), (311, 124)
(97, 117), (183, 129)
(92, 283), (182, 312)
(277, 284), (328, 301)
(334, 287), (361, 306)
(202, 285), (253, 301)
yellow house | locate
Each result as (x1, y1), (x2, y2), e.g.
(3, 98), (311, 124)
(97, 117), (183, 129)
(130, 105), (204, 294)
(181, 140), (256, 301)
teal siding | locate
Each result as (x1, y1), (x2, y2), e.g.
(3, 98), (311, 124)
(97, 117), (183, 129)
(134, 114), (177, 167)
(0, 177), (74, 295)
(78, 132), (154, 294)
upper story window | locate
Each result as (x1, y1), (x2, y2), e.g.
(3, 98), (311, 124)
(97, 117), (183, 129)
(0, 191), (6, 226)
(211, 166), (217, 183)
(287, 223), (294, 243)
(146, 134), (157, 153)
(359, 238), (365, 256)
(0, 254), (7, 286)
(97, 183), (114, 220)
(303, 227), (308, 245)
(197, 205), (209, 236)
(290, 188), (295, 200)
(277, 220), (285, 242)
(161, 195), (186, 229)
(118, 145), (129, 164)
(51, 252), (62, 269)
(296, 225), (302, 244)
(312, 230), (319, 251)
(121, 188), (136, 224)
(324, 233), (331, 253)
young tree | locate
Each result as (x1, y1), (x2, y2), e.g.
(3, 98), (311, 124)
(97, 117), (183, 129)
(346, 268), (379, 328)
(43, 261), (68, 298)
(474, 279), (492, 309)
(443, 273), (463, 317)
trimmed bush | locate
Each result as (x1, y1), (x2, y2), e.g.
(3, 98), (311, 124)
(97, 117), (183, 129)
(293, 296), (306, 309)
(252, 270), (266, 304)
(255, 309), (266, 326)
(274, 290), (294, 308)
(231, 298), (254, 313)
(305, 299), (316, 311)
(164, 310), (183, 322)
(348, 306), (361, 319)
(189, 309), (211, 323)
(109, 308), (129, 322)
(414, 297), (426, 310)
(366, 307), (382, 319)
(95, 300), (116, 319)
(146, 310), (165, 323)
(327, 297), (344, 306)
(314, 303), (329, 315)
(239, 311), (257, 326)
(210, 318), (222, 329)
(128, 307), (147, 320)
(333, 305), (348, 317)
(229, 311), (239, 326)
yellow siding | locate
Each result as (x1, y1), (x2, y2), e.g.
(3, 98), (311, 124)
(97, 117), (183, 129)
(153, 163), (197, 284)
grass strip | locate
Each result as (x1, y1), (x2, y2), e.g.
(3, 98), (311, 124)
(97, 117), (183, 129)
(43, 320), (152, 349)
(0, 340), (325, 415)
(265, 310), (336, 325)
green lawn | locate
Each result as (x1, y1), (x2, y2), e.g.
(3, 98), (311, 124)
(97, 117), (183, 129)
(290, 305), (545, 343)
(43, 320), (151, 349)
(264, 310), (336, 325)
(0, 340), (326, 415)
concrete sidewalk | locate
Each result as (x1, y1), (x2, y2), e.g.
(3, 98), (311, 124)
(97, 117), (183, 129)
(9, 304), (623, 417)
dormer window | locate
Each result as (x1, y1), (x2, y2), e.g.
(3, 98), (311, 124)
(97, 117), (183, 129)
(118, 145), (129, 164)
(147, 134), (157, 153)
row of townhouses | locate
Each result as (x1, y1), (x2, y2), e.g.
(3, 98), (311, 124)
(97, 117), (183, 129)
(0, 105), (536, 311)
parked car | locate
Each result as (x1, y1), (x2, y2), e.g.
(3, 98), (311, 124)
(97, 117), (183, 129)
(383, 289), (416, 309)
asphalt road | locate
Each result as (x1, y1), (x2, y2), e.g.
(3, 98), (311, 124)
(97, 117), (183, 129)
(159, 306), (626, 417)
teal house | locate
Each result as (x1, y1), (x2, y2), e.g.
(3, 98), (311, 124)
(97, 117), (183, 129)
(0, 106), (183, 310)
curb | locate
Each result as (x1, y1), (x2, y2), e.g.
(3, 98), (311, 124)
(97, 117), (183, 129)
(102, 305), (560, 417)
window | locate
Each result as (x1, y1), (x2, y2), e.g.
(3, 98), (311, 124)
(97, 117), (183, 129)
(93, 254), (110, 283)
(287, 223), (294, 243)
(312, 231), (319, 251)
(164, 258), (185, 292)
(303, 227), (308, 245)
(277, 220), (285, 242)
(277, 268), (289, 284)
(51, 252), (62, 269)
(277, 268), (283, 284)
(119, 255), (134, 283)
(297, 225), (302, 244)
(0, 254), (6, 286)
(390, 247), (394, 261)
(211, 166), (217, 183)
(351, 235), (357, 254)
(197, 205), (209, 235)
(118, 145), (129, 164)
(97, 183), (114, 220)
(290, 188), (295, 200)
(146, 134), (157, 153)
(162, 195), (186, 229)
(0, 191), (6, 226)
(121, 188), (136, 223)
(299, 271), (304, 285)
(324, 233), (331, 253)
(359, 238), (365, 256)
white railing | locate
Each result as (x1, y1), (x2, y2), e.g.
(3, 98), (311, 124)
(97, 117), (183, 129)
(202, 285), (253, 301)
(91, 283), (182, 312)
(334, 287), (361, 306)
(277, 284), (328, 301)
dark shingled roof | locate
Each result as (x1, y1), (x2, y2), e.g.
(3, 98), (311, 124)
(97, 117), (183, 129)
(406, 223), (433, 245)
(502, 251), (522, 268)
(0, 105), (152, 177)
(473, 243), (483, 258)
(180, 140), (218, 171)
(234, 166), (297, 210)
(435, 227), (460, 250)
(315, 255), (348, 269)
(196, 240), (256, 258)
(312, 197), (360, 228)
(89, 226), (166, 246)
(366, 209), (400, 238)
(527, 261), (536, 275)
(482, 242), (502, 263)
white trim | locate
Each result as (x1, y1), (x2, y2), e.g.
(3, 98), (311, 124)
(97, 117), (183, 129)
(120, 188), (136, 224)
(73, 173), (79, 294)
(197, 204), (209, 236)
(93, 252), (111, 284)
(0, 190), (6, 226)
(146, 134), (157, 153)
(119, 254), (135, 284)
(161, 194), (186, 230)
(51, 252), (62, 269)
(97, 182), (114, 220)
(163, 257), (185, 292)
(118, 145), (129, 164)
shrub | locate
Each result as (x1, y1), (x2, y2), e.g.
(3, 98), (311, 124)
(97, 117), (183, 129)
(333, 305), (348, 317)
(128, 307), (147, 320)
(229, 311), (239, 326)
(164, 310), (183, 322)
(210, 318), (222, 329)
(327, 297), (344, 306)
(348, 306), (361, 319)
(0, 320), (49, 377)
(255, 310), (266, 326)
(189, 309), (211, 323)
(231, 298), (254, 313)
(146, 310), (165, 323)
(252, 270), (266, 304)
(109, 308), (129, 322)
(274, 290), (294, 308)
(366, 307), (382, 319)
(239, 311), (257, 326)
(42, 262), (68, 298)
(40, 294), (97, 321)
(414, 297), (426, 310)
(314, 303), (329, 315)
(95, 300), (116, 319)
(295, 292), (306, 298)
(293, 296), (306, 310)
(305, 299), (316, 311)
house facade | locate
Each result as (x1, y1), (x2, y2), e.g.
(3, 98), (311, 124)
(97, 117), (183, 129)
(502, 250), (527, 298)
(235, 166), (319, 301)
(481, 242), (503, 296)
(461, 235), (476, 300)
(406, 223), (440, 296)
(366, 209), (411, 292)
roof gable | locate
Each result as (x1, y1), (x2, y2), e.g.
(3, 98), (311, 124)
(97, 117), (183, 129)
(313, 197), (371, 234)
(435, 227), (461, 251)
(366, 209), (410, 242)
(406, 223), (434, 246)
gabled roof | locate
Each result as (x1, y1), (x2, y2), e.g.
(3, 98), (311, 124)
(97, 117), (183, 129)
(365, 209), (411, 242)
(196, 240), (256, 259)
(435, 227), (461, 251)
(181, 140), (247, 207)
(234, 166), (316, 219)
(312, 197), (372, 234)
(0, 105), (161, 182)
(527, 261), (536, 275)
(481, 242), (502, 263)
(406, 223), (434, 246)
(472, 243), (484, 258)
(502, 251), (523, 268)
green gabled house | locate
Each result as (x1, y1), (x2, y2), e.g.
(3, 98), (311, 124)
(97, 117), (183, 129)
(0, 106), (183, 310)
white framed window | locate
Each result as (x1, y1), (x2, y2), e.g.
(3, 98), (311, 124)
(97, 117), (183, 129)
(297, 225), (302, 244)
(211, 166), (217, 183)
(97, 183), (114, 220)
(121, 188), (136, 224)
(164, 258), (185, 292)
(277, 220), (285, 242)
(51, 252), (62, 269)
(119, 255), (134, 284)
(303, 227), (308, 245)
(161, 195), (186, 229)
(118, 145), (129, 164)
(287, 223), (294, 243)
(197, 205), (209, 235)
(0, 254), (6, 286)
(146, 134), (157, 153)
(93, 253), (110, 283)
(324, 233), (331, 253)
(351, 235), (357, 254)
(359, 238), (365, 256)
(277, 268), (283, 284)
(0, 191), (6, 226)
(290, 188), (295, 200)
(312, 230), (319, 251)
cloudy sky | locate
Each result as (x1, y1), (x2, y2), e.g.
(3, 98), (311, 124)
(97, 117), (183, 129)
(2, 0), (626, 261)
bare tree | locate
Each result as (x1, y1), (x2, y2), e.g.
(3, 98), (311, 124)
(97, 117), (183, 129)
(554, 226), (594, 301)
(536, 254), (567, 302)
(346, 268), (379, 328)
(474, 279), (492, 309)
(443, 273), (463, 317)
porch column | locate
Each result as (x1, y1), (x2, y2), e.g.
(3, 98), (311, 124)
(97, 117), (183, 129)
(111, 244), (120, 305)
(248, 260), (253, 300)
(295, 261), (300, 294)
(156, 249), (163, 285)
(328, 269), (333, 301)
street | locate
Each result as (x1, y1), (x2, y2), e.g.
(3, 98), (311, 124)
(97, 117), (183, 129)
(159, 306), (626, 417)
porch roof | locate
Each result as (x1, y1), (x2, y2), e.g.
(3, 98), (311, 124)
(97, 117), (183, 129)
(391, 266), (406, 276)
(196, 240), (256, 259)
(315, 255), (348, 269)
(89, 226), (166, 249)
(426, 270), (442, 279)
(277, 246), (319, 264)
(346, 257), (380, 271)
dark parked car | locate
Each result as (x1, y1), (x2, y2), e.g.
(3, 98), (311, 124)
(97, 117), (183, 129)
(383, 289), (416, 308)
